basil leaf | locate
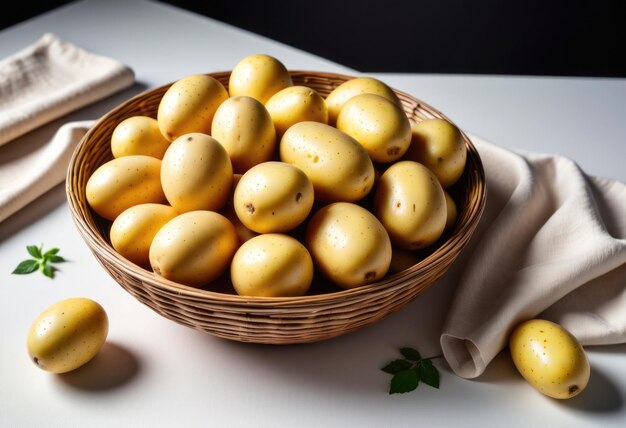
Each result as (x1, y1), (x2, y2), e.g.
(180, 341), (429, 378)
(12, 259), (40, 275)
(381, 359), (413, 374)
(26, 245), (42, 259)
(390, 369), (419, 394)
(419, 359), (440, 389)
(400, 347), (421, 361)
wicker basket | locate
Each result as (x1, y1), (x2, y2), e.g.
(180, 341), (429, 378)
(66, 71), (486, 344)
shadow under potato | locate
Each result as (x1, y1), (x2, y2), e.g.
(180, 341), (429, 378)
(557, 366), (623, 414)
(58, 341), (140, 392)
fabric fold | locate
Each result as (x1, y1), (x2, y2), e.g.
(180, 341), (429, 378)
(441, 135), (626, 379)
(0, 33), (134, 146)
(0, 121), (94, 222)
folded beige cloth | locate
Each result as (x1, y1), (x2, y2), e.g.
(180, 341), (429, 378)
(0, 33), (134, 146)
(441, 135), (626, 379)
(0, 33), (134, 222)
(0, 121), (93, 222)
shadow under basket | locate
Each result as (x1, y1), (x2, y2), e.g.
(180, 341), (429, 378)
(66, 70), (486, 345)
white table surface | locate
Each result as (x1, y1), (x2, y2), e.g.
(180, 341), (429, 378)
(1, 1), (625, 427)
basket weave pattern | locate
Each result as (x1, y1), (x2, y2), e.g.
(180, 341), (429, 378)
(67, 71), (486, 344)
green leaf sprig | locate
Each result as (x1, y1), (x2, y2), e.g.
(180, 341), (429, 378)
(382, 347), (442, 394)
(12, 244), (66, 279)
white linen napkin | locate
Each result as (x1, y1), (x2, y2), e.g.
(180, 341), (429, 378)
(0, 33), (134, 146)
(0, 33), (134, 222)
(441, 135), (626, 379)
(0, 121), (93, 222)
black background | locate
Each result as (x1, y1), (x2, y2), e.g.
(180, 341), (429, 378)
(3, 0), (625, 77)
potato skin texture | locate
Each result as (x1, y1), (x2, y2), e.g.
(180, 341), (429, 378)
(160, 133), (233, 213)
(265, 86), (328, 137)
(375, 161), (446, 250)
(325, 76), (401, 126)
(110, 203), (178, 268)
(306, 202), (391, 289)
(211, 96), (276, 174)
(86, 155), (166, 221)
(149, 211), (238, 287)
(157, 74), (228, 141)
(234, 161), (314, 233)
(231, 234), (313, 297)
(336, 93), (411, 163)
(280, 121), (374, 203)
(406, 118), (467, 188)
(509, 319), (590, 399)
(228, 54), (292, 104)
(111, 116), (171, 159)
(27, 298), (109, 374)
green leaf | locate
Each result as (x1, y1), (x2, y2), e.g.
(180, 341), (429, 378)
(42, 264), (55, 279)
(12, 259), (40, 274)
(47, 255), (66, 263)
(390, 369), (419, 394)
(381, 359), (413, 374)
(43, 248), (60, 257)
(26, 245), (42, 259)
(419, 359), (440, 389)
(400, 347), (421, 361)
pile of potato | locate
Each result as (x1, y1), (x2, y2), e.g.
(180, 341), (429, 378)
(85, 54), (466, 297)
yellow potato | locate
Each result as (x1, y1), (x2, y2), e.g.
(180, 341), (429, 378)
(306, 202), (391, 289)
(157, 74), (228, 141)
(444, 190), (458, 231)
(149, 211), (238, 287)
(110, 203), (178, 268)
(265, 86), (328, 137)
(406, 118), (467, 188)
(231, 233), (313, 297)
(211, 96), (276, 173)
(221, 202), (258, 246)
(280, 121), (374, 203)
(161, 133), (233, 213)
(86, 155), (166, 221)
(388, 246), (421, 274)
(375, 161), (446, 249)
(221, 173), (258, 245)
(509, 319), (590, 399)
(27, 298), (108, 374)
(111, 116), (171, 159)
(336, 93), (411, 163)
(228, 54), (292, 103)
(325, 76), (402, 126)
(234, 161), (314, 233)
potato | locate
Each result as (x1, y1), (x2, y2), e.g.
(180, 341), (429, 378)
(306, 202), (391, 289)
(231, 234), (313, 297)
(228, 54), (292, 103)
(234, 161), (314, 233)
(149, 211), (238, 287)
(336, 93), (411, 163)
(388, 246), (421, 274)
(325, 76), (402, 126)
(406, 118), (467, 188)
(157, 74), (228, 141)
(161, 133), (233, 213)
(86, 155), (166, 221)
(110, 203), (178, 268)
(280, 121), (374, 203)
(444, 190), (458, 231)
(111, 116), (171, 159)
(509, 319), (590, 399)
(211, 96), (276, 173)
(375, 161), (446, 249)
(27, 298), (108, 374)
(265, 86), (328, 137)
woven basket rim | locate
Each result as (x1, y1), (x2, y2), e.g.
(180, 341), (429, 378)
(66, 69), (486, 307)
